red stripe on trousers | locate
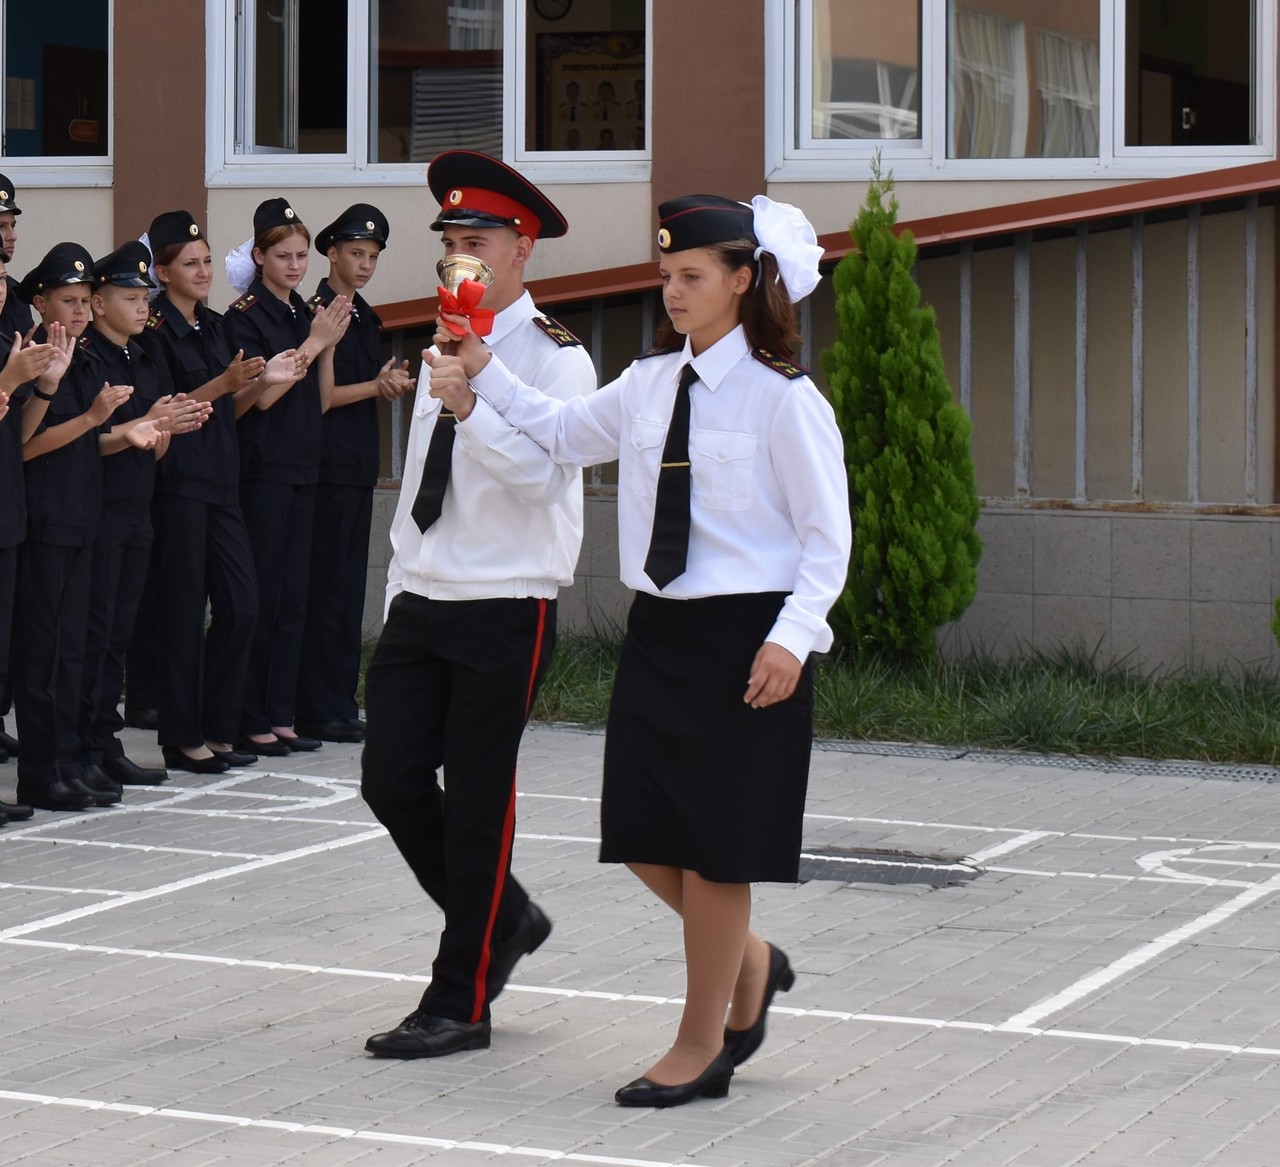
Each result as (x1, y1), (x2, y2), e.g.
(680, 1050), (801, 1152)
(470, 598), (548, 1022)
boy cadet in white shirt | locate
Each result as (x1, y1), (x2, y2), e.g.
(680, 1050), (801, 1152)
(361, 151), (596, 1059)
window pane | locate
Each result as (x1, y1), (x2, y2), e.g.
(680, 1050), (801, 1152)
(948, 1), (1099, 159)
(6, 0), (108, 157)
(237, 0), (346, 155)
(808, 0), (921, 141)
(371, 0), (502, 163)
(525, 0), (646, 153)
(1125, 0), (1253, 146)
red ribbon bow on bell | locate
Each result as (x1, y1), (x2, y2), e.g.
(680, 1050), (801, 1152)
(437, 278), (495, 338)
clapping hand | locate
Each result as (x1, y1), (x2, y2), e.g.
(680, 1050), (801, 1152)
(377, 357), (414, 401)
(89, 382), (134, 424)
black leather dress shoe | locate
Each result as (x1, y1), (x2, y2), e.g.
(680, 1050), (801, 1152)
(0, 728), (20, 756)
(364, 1012), (491, 1058)
(722, 942), (795, 1066)
(279, 734), (321, 752)
(78, 765), (123, 806)
(295, 719), (363, 743)
(123, 708), (160, 731)
(209, 747), (257, 767)
(16, 778), (97, 811)
(162, 747), (231, 775)
(104, 756), (169, 785)
(238, 736), (290, 757)
(615, 1048), (734, 1108)
(0, 799), (33, 821)
(487, 902), (552, 1001)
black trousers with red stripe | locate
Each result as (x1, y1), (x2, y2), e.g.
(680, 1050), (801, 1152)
(361, 592), (556, 1024)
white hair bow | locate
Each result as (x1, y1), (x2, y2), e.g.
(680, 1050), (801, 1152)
(225, 238), (256, 294)
(750, 195), (823, 302)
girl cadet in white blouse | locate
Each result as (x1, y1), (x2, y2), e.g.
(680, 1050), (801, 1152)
(426, 194), (851, 1109)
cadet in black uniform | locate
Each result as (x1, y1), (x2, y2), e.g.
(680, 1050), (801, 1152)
(0, 174), (32, 764)
(77, 242), (212, 789)
(137, 210), (300, 774)
(0, 175), (34, 344)
(0, 276), (60, 821)
(223, 198), (350, 756)
(295, 204), (412, 743)
(15, 243), (147, 811)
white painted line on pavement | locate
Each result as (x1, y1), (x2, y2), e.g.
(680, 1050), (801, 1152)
(3, 835), (263, 859)
(9, 936), (1280, 1062)
(998, 870), (1280, 1031)
(967, 830), (1057, 863)
(0, 827), (385, 942)
(0, 1090), (700, 1167)
(0, 882), (127, 896)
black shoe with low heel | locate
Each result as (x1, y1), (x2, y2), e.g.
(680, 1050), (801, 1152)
(162, 747), (231, 775)
(723, 942), (795, 1066)
(365, 1012), (491, 1058)
(614, 1048), (734, 1108)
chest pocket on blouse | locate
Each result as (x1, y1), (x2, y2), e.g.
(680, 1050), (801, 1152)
(691, 429), (756, 511)
(628, 417), (667, 499)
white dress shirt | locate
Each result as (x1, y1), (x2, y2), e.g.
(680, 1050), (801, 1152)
(470, 324), (852, 660)
(385, 291), (596, 611)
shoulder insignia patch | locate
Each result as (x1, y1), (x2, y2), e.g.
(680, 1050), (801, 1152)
(230, 293), (258, 313)
(532, 315), (582, 348)
(305, 293), (325, 313)
(635, 346), (667, 361)
(145, 311), (165, 331)
(751, 348), (808, 380)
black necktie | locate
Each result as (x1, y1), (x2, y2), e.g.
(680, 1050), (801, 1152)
(411, 408), (457, 532)
(643, 363), (697, 590)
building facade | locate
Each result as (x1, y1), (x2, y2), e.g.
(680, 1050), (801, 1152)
(8, 0), (1280, 671)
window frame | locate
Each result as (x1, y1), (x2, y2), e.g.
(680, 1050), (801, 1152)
(0, 0), (113, 186)
(766, 0), (1277, 181)
(207, 0), (652, 187)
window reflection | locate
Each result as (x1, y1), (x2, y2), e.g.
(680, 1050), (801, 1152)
(947, 1), (1099, 159)
(809, 0), (921, 141)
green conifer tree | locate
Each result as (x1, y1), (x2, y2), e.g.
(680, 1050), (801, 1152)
(823, 161), (982, 660)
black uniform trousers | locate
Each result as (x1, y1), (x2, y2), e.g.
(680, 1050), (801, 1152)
(239, 478), (316, 734)
(13, 542), (93, 784)
(296, 482), (374, 724)
(361, 592), (556, 1025)
(156, 494), (258, 749)
(79, 514), (152, 765)
(124, 503), (163, 714)
(0, 544), (16, 730)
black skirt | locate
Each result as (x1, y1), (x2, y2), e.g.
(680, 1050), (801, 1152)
(600, 590), (815, 883)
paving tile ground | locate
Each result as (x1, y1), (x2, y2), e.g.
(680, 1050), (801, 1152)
(2, 725), (1280, 1165)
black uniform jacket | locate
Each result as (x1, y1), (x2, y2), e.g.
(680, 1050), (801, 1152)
(0, 331), (26, 549)
(225, 278), (323, 486)
(81, 325), (164, 523)
(136, 292), (240, 506)
(312, 278), (383, 489)
(22, 329), (103, 546)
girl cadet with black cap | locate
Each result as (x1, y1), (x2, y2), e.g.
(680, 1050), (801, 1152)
(137, 210), (303, 775)
(14, 243), (163, 811)
(428, 194), (851, 1106)
(77, 242), (212, 790)
(295, 204), (413, 744)
(223, 198), (351, 757)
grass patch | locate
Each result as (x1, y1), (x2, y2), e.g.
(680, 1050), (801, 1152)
(361, 633), (1280, 765)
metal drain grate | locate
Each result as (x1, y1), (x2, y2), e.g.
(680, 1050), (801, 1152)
(815, 739), (1280, 784)
(798, 846), (982, 888)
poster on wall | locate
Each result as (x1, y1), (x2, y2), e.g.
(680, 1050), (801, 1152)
(537, 31), (645, 151)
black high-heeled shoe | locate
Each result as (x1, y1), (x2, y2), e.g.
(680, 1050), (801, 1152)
(614, 1048), (734, 1108)
(162, 746), (230, 775)
(723, 942), (795, 1066)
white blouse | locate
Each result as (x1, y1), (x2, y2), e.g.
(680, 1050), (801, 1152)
(470, 324), (852, 660)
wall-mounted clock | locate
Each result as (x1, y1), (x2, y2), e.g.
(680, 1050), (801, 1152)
(534, 0), (572, 20)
